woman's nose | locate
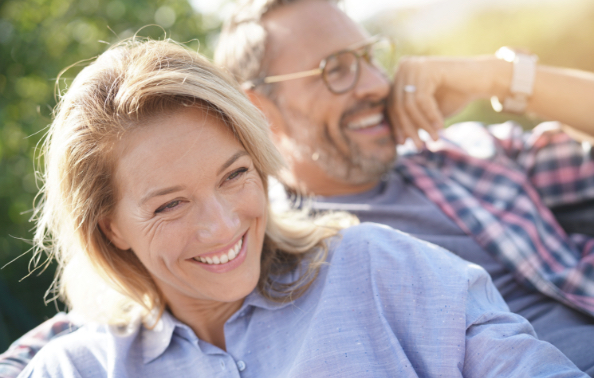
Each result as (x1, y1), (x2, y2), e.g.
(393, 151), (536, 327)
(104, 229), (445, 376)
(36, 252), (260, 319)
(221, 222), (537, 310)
(193, 197), (240, 242)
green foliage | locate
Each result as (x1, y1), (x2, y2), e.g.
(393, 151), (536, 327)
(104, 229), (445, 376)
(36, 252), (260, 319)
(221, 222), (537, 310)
(0, 0), (219, 348)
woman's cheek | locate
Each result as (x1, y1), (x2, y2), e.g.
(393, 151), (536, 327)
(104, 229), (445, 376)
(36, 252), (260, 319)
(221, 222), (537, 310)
(144, 217), (189, 264)
(239, 178), (268, 217)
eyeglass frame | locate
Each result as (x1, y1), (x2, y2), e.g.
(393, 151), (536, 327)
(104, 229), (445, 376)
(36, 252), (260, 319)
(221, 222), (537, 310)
(242, 35), (392, 94)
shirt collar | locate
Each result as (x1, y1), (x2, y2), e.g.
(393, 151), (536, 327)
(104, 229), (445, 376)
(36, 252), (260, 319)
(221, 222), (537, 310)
(241, 264), (306, 312)
(141, 311), (189, 364)
(140, 289), (294, 364)
(241, 288), (295, 312)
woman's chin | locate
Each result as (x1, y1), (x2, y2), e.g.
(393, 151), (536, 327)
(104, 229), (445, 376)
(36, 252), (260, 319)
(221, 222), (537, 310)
(197, 273), (260, 304)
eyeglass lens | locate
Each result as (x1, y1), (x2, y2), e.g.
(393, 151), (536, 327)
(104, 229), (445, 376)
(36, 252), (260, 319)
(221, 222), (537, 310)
(322, 39), (395, 94)
(322, 51), (360, 93)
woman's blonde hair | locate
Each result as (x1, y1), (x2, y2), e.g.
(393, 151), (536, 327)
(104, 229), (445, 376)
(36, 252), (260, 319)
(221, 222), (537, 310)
(34, 38), (355, 325)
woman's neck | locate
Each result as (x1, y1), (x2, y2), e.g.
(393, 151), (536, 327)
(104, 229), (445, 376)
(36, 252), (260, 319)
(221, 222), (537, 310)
(167, 298), (244, 351)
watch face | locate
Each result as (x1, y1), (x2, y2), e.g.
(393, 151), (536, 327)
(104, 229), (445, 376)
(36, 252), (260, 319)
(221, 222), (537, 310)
(510, 55), (537, 95)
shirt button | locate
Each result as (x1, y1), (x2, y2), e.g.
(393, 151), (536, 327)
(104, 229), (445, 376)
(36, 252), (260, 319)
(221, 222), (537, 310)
(237, 360), (246, 372)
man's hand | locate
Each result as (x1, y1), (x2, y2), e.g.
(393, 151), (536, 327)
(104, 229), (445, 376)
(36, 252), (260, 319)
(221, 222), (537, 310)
(388, 56), (510, 148)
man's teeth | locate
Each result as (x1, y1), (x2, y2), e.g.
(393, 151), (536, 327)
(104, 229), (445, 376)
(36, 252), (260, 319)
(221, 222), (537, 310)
(346, 113), (384, 130)
(194, 238), (243, 265)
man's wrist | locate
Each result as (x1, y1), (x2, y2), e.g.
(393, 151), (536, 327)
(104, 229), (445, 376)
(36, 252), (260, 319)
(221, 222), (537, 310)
(490, 58), (514, 100)
(453, 56), (512, 100)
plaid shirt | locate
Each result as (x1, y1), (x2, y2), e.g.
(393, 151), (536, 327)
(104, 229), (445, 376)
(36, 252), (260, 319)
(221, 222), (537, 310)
(1, 121), (593, 378)
(396, 121), (594, 315)
(0, 313), (78, 378)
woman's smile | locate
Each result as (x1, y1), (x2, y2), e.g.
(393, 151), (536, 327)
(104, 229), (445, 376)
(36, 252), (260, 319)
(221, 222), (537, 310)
(189, 231), (249, 273)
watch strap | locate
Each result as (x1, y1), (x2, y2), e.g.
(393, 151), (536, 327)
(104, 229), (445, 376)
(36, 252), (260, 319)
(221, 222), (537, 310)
(491, 47), (538, 114)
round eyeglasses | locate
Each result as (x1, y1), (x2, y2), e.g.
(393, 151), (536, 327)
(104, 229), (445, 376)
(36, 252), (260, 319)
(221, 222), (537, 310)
(244, 35), (395, 94)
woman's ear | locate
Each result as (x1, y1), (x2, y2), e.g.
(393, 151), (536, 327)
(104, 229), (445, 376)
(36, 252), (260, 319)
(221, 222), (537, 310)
(98, 217), (131, 251)
(244, 89), (289, 143)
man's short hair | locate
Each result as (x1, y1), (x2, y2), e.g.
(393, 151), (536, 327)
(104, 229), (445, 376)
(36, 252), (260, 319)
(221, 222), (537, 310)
(215, 0), (338, 96)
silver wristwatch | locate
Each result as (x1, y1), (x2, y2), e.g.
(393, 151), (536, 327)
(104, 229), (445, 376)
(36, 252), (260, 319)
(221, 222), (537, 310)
(491, 46), (538, 114)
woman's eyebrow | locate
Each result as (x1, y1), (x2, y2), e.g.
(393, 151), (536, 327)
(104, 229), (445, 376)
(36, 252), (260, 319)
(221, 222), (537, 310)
(217, 150), (249, 175)
(139, 186), (184, 207)
(138, 151), (249, 206)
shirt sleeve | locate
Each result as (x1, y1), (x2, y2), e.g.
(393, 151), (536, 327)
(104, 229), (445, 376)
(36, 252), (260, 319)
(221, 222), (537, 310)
(462, 263), (588, 378)
(0, 313), (79, 378)
(488, 121), (594, 208)
(16, 349), (85, 378)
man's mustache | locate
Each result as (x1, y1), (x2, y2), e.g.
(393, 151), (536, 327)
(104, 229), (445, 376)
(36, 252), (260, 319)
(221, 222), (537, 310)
(339, 98), (388, 127)
(339, 98), (396, 139)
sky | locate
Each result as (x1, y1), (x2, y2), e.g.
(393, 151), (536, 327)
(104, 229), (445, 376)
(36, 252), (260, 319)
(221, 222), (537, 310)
(341, 0), (572, 21)
(342, 0), (441, 21)
(189, 0), (443, 21)
(190, 0), (576, 22)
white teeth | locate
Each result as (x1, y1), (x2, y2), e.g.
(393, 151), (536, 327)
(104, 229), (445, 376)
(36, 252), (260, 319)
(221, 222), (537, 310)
(347, 113), (383, 130)
(196, 237), (243, 265)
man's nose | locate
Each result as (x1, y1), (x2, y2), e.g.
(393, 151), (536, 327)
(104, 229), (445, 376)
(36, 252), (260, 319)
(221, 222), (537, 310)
(194, 197), (240, 242)
(354, 60), (390, 100)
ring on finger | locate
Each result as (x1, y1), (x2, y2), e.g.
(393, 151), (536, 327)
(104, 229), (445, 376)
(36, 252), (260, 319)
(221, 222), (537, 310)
(403, 85), (417, 94)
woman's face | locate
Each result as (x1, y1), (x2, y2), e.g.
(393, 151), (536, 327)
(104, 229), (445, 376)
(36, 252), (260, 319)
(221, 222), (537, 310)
(101, 106), (268, 308)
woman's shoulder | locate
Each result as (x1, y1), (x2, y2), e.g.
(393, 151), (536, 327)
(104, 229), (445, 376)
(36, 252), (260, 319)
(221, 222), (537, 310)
(18, 321), (142, 378)
(336, 222), (465, 261)
(307, 222), (501, 330)
(330, 222), (478, 283)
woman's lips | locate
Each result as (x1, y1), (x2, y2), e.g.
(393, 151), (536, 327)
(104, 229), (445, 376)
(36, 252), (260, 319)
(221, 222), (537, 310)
(189, 232), (249, 274)
(193, 237), (243, 265)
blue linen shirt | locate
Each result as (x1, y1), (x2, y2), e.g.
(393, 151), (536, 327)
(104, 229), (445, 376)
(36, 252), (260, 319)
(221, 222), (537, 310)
(18, 224), (586, 377)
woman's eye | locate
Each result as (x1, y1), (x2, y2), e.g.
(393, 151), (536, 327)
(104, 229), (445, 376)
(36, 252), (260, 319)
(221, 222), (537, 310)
(226, 167), (248, 182)
(155, 200), (181, 214)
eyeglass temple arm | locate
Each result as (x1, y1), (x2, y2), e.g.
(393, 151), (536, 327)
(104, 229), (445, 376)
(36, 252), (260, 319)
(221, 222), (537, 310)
(263, 68), (322, 84)
(241, 68), (322, 90)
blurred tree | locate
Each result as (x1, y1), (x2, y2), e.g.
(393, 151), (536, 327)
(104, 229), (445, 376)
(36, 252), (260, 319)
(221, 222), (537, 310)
(0, 0), (218, 349)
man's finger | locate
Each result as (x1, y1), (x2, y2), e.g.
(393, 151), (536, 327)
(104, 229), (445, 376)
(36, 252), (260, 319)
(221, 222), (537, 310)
(403, 93), (437, 140)
(416, 94), (444, 140)
(396, 105), (424, 149)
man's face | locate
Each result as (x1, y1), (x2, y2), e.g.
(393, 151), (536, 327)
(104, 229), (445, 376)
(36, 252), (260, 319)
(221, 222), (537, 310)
(263, 0), (395, 195)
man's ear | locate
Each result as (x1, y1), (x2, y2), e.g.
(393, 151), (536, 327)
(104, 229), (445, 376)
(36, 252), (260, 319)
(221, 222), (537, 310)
(244, 89), (289, 141)
(98, 217), (131, 251)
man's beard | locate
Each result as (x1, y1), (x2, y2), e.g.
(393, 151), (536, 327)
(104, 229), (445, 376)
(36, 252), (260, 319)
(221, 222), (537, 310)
(277, 99), (396, 187)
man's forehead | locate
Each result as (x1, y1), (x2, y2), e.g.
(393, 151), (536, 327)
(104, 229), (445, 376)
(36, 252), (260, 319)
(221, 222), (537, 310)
(263, 0), (369, 66)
